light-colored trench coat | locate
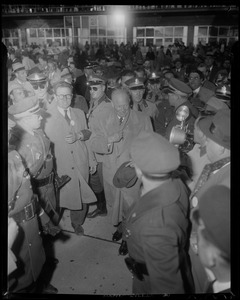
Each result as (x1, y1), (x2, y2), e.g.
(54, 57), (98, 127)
(44, 100), (97, 210)
(89, 108), (153, 225)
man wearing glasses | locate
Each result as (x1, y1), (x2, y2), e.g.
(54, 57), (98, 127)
(86, 75), (113, 219)
(44, 81), (97, 235)
(27, 71), (54, 110)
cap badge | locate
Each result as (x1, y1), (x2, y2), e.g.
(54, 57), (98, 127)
(221, 86), (227, 95)
(135, 78), (139, 84)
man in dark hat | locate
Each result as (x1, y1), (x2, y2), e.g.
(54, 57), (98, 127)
(189, 109), (230, 293)
(124, 131), (194, 294)
(191, 185), (231, 293)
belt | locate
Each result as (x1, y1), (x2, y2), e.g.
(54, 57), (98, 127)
(12, 194), (39, 224)
(33, 171), (54, 188)
(125, 256), (149, 281)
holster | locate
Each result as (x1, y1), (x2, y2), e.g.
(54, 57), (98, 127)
(54, 173), (71, 191)
(124, 257), (148, 281)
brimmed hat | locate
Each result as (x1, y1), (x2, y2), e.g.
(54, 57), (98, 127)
(12, 62), (25, 73)
(167, 78), (192, 97)
(113, 162), (138, 188)
(191, 185), (230, 259)
(27, 72), (47, 82)
(8, 82), (23, 95)
(130, 131), (180, 175)
(198, 109), (230, 149)
(87, 75), (105, 86)
(215, 85), (231, 101)
(205, 96), (229, 113)
(28, 66), (42, 76)
(125, 77), (145, 90)
(8, 96), (43, 119)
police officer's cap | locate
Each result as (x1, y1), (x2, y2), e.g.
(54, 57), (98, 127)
(125, 77), (145, 90)
(8, 96), (43, 119)
(27, 72), (47, 82)
(12, 62), (25, 73)
(130, 131), (180, 176)
(215, 84), (231, 101)
(148, 72), (160, 83)
(87, 75), (105, 86)
(167, 78), (192, 97)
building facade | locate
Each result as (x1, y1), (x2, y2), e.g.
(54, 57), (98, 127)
(2, 4), (239, 52)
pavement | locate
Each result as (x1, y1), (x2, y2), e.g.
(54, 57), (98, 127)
(46, 204), (132, 295)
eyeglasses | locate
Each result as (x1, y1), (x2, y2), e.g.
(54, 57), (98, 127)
(88, 86), (100, 91)
(189, 76), (200, 81)
(31, 82), (47, 90)
(56, 94), (72, 100)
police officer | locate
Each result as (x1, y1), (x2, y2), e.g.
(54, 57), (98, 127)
(27, 70), (54, 110)
(8, 117), (57, 294)
(125, 77), (158, 121)
(8, 96), (61, 238)
(124, 131), (194, 294)
(145, 72), (162, 104)
(87, 74), (112, 218)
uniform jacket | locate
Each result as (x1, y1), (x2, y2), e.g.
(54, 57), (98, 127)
(132, 99), (158, 119)
(44, 101), (97, 210)
(173, 67), (186, 82)
(8, 150), (45, 291)
(87, 94), (113, 163)
(10, 78), (35, 95)
(189, 162), (230, 293)
(191, 86), (215, 106)
(125, 178), (194, 294)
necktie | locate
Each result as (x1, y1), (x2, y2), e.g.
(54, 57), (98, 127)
(190, 157), (230, 199)
(119, 117), (124, 125)
(64, 110), (71, 125)
(138, 104), (142, 112)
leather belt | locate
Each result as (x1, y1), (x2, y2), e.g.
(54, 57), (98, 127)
(34, 171), (54, 188)
(12, 194), (39, 224)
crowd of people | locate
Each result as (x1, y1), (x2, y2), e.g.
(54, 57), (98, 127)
(5, 37), (234, 295)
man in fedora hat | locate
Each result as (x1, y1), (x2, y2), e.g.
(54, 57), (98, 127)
(191, 185), (231, 293)
(9, 62), (35, 96)
(189, 109), (230, 293)
(124, 131), (194, 294)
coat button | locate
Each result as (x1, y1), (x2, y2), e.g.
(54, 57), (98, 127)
(192, 196), (198, 208)
(132, 212), (136, 218)
(72, 167), (74, 170)
(29, 243), (32, 247)
(71, 151), (73, 154)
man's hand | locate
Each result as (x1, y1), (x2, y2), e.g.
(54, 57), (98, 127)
(8, 217), (18, 249)
(65, 132), (83, 144)
(89, 165), (97, 175)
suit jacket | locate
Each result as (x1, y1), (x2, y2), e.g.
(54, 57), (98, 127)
(44, 101), (97, 210)
(125, 179), (194, 294)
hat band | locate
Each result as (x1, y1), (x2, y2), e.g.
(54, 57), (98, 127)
(13, 103), (41, 119)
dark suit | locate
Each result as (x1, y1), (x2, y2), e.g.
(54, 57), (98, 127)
(125, 178), (194, 294)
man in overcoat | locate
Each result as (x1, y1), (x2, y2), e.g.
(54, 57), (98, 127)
(44, 81), (97, 235)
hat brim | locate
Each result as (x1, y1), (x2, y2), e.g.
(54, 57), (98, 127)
(198, 116), (227, 148)
(113, 162), (138, 188)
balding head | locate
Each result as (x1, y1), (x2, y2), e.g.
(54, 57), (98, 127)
(111, 88), (130, 118)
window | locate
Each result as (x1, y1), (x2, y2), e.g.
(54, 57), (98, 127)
(198, 27), (208, 36)
(136, 38), (144, 47)
(209, 26), (218, 36)
(89, 16), (97, 26)
(174, 27), (183, 36)
(99, 28), (106, 36)
(219, 27), (229, 36)
(54, 29), (61, 37)
(155, 27), (164, 37)
(137, 28), (145, 37)
(30, 28), (37, 38)
(65, 16), (72, 28)
(82, 16), (89, 29)
(98, 15), (107, 27)
(38, 28), (44, 37)
(90, 28), (97, 36)
(146, 38), (154, 46)
(146, 28), (154, 37)
(46, 29), (52, 37)
(73, 16), (80, 28)
(165, 27), (173, 37)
